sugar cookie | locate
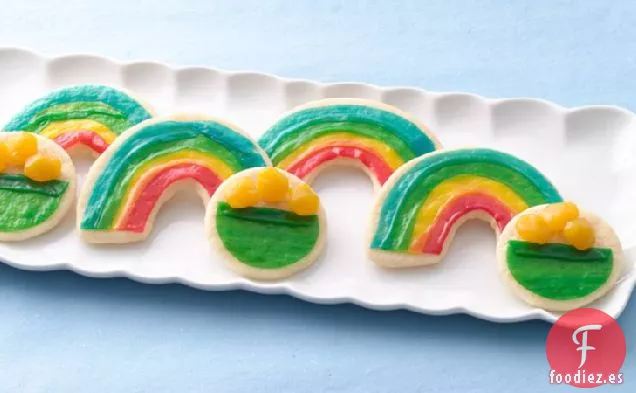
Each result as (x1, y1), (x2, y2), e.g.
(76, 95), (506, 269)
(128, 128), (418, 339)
(367, 148), (562, 267)
(497, 203), (622, 311)
(0, 132), (75, 241)
(258, 99), (440, 190)
(3, 84), (154, 156)
(206, 167), (326, 280)
(78, 114), (270, 243)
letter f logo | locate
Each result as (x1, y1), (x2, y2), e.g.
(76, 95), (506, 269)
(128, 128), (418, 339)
(572, 324), (603, 368)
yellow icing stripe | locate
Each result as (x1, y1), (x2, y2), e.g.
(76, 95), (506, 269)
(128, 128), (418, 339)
(39, 119), (118, 144)
(112, 151), (235, 226)
(409, 175), (529, 248)
(276, 132), (405, 170)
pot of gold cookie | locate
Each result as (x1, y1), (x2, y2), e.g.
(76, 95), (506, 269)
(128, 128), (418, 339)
(0, 132), (76, 241)
(205, 167), (327, 281)
(497, 202), (622, 311)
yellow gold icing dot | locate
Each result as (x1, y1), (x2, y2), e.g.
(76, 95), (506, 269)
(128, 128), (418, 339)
(6, 133), (38, 167)
(541, 202), (580, 232)
(515, 214), (553, 244)
(24, 154), (62, 182)
(563, 218), (596, 251)
(288, 183), (319, 216)
(225, 177), (259, 209)
(0, 142), (9, 172)
(257, 168), (289, 203)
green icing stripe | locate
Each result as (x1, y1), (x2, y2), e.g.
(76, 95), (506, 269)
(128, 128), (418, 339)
(40, 102), (122, 117)
(23, 102), (132, 134)
(506, 240), (613, 300)
(0, 174), (69, 197)
(268, 122), (416, 164)
(258, 105), (437, 161)
(371, 149), (562, 250)
(80, 121), (268, 230)
(215, 202), (319, 269)
(3, 85), (152, 131)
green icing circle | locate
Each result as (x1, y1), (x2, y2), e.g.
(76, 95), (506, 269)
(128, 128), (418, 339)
(215, 202), (320, 270)
(0, 174), (69, 232)
(506, 240), (614, 300)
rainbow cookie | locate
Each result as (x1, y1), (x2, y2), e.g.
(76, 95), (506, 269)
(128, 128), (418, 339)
(206, 167), (326, 280)
(3, 85), (154, 156)
(258, 99), (440, 190)
(497, 203), (622, 311)
(367, 148), (563, 267)
(77, 114), (270, 243)
(0, 132), (75, 241)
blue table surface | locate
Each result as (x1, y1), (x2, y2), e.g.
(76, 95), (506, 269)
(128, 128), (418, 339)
(1, 1), (635, 392)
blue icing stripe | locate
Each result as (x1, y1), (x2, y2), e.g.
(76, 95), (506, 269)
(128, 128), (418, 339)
(3, 85), (152, 130)
(258, 104), (437, 157)
(370, 148), (563, 250)
(81, 120), (267, 228)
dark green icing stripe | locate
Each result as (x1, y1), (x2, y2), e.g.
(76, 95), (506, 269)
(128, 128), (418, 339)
(23, 102), (132, 134)
(80, 121), (267, 230)
(258, 105), (437, 161)
(3, 85), (152, 131)
(506, 240), (613, 300)
(215, 202), (319, 269)
(217, 202), (318, 227)
(0, 174), (69, 197)
(371, 149), (562, 250)
(268, 122), (416, 164)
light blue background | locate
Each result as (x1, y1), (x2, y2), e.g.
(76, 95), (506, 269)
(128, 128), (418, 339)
(0, 1), (634, 392)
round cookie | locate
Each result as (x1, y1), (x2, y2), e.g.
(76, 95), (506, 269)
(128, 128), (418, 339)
(205, 167), (327, 280)
(0, 132), (76, 241)
(497, 203), (622, 311)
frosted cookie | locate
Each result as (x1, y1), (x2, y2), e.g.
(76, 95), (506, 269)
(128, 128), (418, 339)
(258, 99), (440, 190)
(497, 203), (622, 311)
(0, 132), (75, 241)
(206, 167), (326, 280)
(78, 114), (269, 243)
(3, 85), (154, 156)
(367, 148), (563, 267)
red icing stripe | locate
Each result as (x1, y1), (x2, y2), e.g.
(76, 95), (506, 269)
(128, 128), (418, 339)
(412, 193), (513, 255)
(285, 145), (394, 184)
(118, 164), (222, 232)
(53, 131), (109, 154)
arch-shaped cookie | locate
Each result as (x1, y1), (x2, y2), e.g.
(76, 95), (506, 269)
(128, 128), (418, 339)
(367, 148), (563, 267)
(78, 114), (270, 243)
(258, 99), (440, 190)
(3, 84), (154, 156)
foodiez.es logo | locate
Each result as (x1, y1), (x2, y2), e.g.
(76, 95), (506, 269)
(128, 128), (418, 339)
(546, 308), (626, 388)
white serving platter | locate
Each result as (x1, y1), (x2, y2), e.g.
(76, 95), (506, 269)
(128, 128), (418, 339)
(0, 47), (634, 323)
